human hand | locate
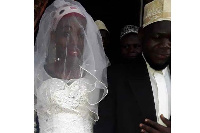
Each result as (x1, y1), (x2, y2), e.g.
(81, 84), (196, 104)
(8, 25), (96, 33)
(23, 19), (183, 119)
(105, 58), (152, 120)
(139, 114), (171, 133)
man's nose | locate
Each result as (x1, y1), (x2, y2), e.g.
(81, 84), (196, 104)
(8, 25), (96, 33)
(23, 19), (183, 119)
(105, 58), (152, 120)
(129, 45), (135, 52)
(70, 35), (79, 45)
(161, 38), (171, 48)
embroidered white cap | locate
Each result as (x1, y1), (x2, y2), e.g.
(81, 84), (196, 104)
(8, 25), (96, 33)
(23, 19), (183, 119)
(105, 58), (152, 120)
(143, 0), (171, 28)
(120, 25), (139, 39)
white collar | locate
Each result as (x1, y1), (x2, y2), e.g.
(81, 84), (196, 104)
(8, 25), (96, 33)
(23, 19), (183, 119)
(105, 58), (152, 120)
(142, 53), (168, 76)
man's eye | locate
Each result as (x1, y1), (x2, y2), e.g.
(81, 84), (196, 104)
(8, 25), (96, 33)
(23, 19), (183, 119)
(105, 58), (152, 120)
(63, 32), (70, 37)
(134, 44), (141, 48)
(152, 34), (160, 39)
(79, 32), (85, 38)
(122, 45), (129, 49)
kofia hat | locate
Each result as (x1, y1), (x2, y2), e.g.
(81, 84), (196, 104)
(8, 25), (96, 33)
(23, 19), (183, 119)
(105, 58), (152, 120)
(95, 20), (109, 32)
(120, 25), (139, 39)
(143, 0), (171, 28)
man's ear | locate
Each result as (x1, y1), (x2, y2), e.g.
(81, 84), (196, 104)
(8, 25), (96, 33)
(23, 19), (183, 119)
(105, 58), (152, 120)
(138, 27), (144, 42)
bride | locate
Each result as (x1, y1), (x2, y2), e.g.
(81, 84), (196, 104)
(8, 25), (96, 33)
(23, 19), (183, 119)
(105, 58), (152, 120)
(34, 0), (109, 132)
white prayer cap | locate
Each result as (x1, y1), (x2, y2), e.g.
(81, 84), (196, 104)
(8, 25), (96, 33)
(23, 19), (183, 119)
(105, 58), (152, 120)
(120, 25), (139, 39)
(143, 0), (171, 28)
(95, 20), (109, 32)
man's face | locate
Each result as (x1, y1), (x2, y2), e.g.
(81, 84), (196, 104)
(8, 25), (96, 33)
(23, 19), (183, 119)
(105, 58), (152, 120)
(142, 21), (171, 70)
(54, 14), (86, 60)
(50, 14), (87, 79)
(121, 33), (142, 59)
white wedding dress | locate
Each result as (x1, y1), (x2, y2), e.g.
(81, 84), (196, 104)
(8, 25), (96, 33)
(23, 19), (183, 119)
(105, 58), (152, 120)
(34, 1), (109, 132)
(36, 78), (97, 133)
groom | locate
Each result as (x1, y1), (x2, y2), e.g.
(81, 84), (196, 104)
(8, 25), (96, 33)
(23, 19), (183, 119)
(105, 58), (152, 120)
(94, 0), (171, 132)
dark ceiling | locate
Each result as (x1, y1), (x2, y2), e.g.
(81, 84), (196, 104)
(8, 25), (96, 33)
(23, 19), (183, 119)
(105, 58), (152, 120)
(77, 0), (141, 33)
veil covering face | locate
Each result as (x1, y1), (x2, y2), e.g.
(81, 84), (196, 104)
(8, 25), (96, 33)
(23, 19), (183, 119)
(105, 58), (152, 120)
(34, 0), (109, 121)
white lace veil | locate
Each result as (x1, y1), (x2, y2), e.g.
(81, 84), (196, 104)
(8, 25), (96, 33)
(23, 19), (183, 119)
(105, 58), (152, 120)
(34, 0), (109, 121)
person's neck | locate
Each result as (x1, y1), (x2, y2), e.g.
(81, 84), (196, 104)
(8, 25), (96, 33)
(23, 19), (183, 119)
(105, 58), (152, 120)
(45, 62), (81, 80)
(142, 53), (168, 71)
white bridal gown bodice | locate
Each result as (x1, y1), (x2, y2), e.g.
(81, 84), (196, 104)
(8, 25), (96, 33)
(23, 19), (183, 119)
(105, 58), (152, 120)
(36, 78), (96, 133)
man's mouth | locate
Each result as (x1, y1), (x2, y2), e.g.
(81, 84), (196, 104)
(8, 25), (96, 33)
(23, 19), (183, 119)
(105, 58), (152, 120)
(68, 50), (79, 56)
(154, 53), (170, 59)
(129, 53), (138, 56)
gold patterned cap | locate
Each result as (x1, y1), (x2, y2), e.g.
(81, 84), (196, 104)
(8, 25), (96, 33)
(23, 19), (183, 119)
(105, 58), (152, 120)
(143, 0), (171, 28)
